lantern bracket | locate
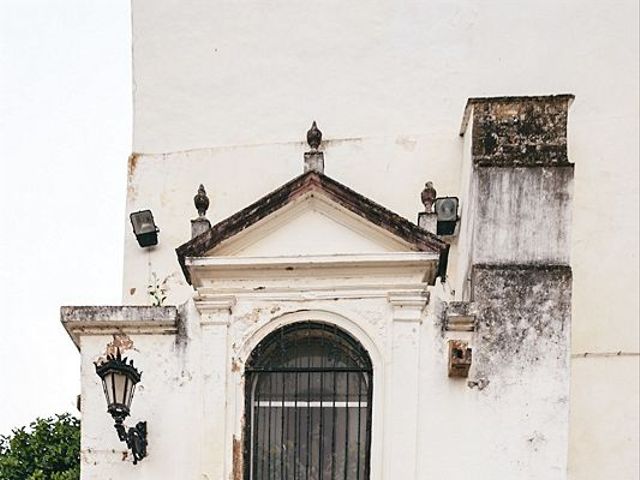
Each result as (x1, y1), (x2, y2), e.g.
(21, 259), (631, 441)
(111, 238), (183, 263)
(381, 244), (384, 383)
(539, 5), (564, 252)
(114, 419), (148, 464)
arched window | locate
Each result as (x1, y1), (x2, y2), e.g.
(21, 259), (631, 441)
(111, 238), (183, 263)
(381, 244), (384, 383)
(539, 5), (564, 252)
(244, 322), (373, 480)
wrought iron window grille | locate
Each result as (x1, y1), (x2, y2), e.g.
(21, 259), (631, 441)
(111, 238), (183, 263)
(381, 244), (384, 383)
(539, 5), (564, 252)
(244, 322), (373, 480)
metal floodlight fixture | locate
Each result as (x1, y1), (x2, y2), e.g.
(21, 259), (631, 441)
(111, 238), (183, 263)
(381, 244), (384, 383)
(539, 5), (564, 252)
(434, 197), (459, 236)
(130, 210), (159, 247)
(95, 349), (148, 464)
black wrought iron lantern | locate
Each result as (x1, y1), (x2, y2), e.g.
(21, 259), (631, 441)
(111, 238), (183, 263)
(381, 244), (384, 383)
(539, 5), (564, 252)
(129, 209), (159, 247)
(95, 349), (148, 464)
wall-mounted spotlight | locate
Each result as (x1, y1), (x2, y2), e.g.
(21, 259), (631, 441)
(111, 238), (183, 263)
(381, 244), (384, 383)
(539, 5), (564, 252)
(434, 197), (459, 236)
(130, 210), (159, 247)
(95, 349), (148, 464)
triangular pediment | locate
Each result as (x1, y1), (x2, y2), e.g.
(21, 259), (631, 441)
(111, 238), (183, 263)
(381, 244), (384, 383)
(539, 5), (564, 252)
(208, 192), (417, 257)
(176, 171), (448, 284)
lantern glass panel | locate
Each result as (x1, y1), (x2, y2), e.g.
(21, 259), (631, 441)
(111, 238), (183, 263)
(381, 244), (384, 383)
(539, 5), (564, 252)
(122, 376), (130, 406)
(127, 383), (137, 409)
(112, 371), (128, 406)
(101, 373), (112, 405)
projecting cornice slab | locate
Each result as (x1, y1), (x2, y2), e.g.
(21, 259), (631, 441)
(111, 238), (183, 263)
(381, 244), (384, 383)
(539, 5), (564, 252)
(61, 306), (179, 350)
(459, 94), (575, 167)
(186, 252), (440, 292)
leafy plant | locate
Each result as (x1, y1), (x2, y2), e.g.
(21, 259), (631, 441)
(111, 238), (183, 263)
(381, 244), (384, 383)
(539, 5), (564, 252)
(147, 272), (170, 306)
(0, 414), (80, 480)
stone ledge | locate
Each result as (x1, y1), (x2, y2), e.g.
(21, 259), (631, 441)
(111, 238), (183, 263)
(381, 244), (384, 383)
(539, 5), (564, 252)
(61, 306), (179, 349)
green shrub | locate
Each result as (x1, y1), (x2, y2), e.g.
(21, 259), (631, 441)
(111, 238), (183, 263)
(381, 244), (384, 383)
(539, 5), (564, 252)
(0, 414), (80, 480)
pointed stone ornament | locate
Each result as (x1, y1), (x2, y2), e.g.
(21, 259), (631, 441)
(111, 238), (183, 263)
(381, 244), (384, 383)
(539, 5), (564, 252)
(421, 181), (437, 213)
(418, 181), (438, 233)
(194, 184), (210, 218)
(191, 184), (211, 238)
(307, 121), (322, 151)
(304, 121), (325, 174)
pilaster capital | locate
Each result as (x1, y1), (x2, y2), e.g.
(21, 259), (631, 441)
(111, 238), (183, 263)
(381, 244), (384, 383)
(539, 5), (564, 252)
(387, 290), (429, 322)
(194, 295), (236, 325)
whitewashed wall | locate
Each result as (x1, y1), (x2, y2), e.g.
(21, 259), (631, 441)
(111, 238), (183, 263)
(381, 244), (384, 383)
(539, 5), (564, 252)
(77, 289), (568, 479)
(118, 0), (639, 478)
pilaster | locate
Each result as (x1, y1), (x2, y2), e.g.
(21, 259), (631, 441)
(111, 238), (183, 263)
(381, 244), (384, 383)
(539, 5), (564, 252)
(194, 295), (236, 479)
(383, 291), (428, 480)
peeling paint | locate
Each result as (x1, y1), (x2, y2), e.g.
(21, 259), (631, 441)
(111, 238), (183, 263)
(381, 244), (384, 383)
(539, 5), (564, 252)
(231, 358), (241, 373)
(105, 333), (134, 357)
(232, 436), (243, 480)
(127, 153), (140, 200)
(237, 308), (262, 324)
(127, 153), (140, 178)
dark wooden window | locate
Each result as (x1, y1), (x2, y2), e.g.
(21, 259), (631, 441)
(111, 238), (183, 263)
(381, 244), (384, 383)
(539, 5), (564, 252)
(244, 322), (373, 480)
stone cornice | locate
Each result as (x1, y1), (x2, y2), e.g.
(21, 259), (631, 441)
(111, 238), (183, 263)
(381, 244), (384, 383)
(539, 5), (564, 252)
(187, 252), (440, 292)
(186, 252), (439, 270)
(60, 306), (179, 350)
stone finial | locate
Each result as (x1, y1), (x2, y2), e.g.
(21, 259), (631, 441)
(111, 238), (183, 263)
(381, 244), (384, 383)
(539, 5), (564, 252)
(304, 121), (325, 174)
(191, 184), (211, 239)
(421, 181), (437, 213)
(306, 121), (322, 151)
(194, 184), (209, 218)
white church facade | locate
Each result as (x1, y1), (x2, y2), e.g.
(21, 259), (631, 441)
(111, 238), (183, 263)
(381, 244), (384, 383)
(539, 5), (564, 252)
(62, 1), (638, 479)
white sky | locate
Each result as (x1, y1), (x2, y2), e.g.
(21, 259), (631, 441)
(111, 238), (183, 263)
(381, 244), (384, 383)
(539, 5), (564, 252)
(0, 0), (131, 435)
